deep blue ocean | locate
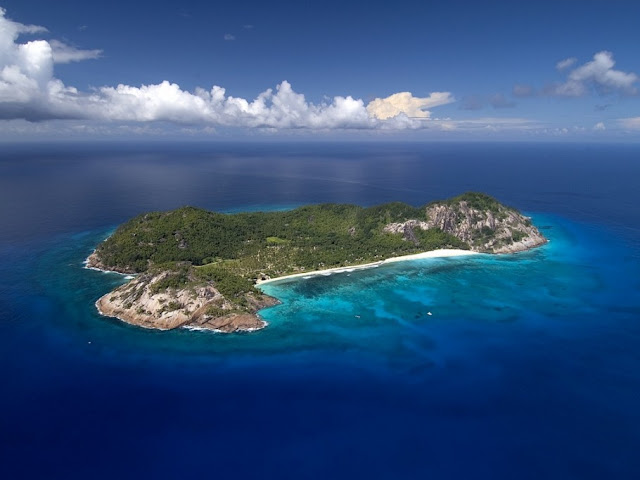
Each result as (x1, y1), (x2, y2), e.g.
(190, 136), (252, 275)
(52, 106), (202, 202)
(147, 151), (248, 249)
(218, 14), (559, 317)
(1, 142), (639, 479)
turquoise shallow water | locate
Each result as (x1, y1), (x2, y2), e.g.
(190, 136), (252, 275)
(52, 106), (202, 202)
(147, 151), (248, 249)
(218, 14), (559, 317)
(258, 214), (638, 371)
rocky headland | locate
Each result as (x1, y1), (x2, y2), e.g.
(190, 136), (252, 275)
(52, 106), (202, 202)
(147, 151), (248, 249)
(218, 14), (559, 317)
(383, 197), (546, 254)
(89, 260), (279, 333)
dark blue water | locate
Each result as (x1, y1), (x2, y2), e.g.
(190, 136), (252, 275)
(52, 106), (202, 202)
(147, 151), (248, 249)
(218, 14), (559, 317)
(1, 142), (639, 479)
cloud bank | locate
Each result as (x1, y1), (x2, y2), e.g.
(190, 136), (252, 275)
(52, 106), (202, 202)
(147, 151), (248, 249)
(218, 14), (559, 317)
(0, 8), (451, 130)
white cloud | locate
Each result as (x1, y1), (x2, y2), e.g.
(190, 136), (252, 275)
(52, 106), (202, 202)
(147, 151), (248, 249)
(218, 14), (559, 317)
(556, 57), (577, 71)
(618, 117), (640, 130)
(554, 51), (638, 97)
(0, 7), (455, 131)
(89, 80), (376, 129)
(49, 40), (102, 64)
(8, 7), (638, 140)
(224, 34), (235, 41)
(1, 6), (47, 36)
(366, 91), (454, 120)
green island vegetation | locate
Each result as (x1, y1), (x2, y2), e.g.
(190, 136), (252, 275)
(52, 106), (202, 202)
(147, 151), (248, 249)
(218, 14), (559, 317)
(440, 191), (508, 214)
(96, 201), (469, 272)
(92, 192), (541, 313)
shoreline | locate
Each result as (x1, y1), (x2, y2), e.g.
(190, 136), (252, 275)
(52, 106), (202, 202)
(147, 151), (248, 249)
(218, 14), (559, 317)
(256, 248), (480, 286)
(88, 248), (484, 333)
(83, 250), (137, 277)
(84, 262), (136, 279)
(181, 322), (268, 334)
(95, 288), (271, 333)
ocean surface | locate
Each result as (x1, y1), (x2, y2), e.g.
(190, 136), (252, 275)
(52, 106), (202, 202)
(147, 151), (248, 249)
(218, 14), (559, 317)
(1, 142), (639, 479)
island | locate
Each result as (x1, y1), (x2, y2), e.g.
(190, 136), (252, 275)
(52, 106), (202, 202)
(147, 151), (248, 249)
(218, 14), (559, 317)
(87, 192), (547, 333)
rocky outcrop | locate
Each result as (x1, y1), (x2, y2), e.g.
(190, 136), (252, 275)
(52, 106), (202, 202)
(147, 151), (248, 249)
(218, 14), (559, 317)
(382, 220), (429, 242)
(384, 199), (546, 253)
(95, 270), (278, 333)
(86, 251), (140, 274)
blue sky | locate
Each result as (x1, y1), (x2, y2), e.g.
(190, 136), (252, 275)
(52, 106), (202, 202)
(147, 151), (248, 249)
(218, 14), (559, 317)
(1, 0), (639, 140)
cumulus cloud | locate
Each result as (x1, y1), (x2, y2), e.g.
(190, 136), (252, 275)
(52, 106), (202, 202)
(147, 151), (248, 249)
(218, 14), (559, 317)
(0, 9), (75, 119)
(92, 80), (377, 129)
(0, 7), (453, 130)
(618, 117), (640, 130)
(593, 122), (605, 131)
(553, 51), (638, 97)
(366, 91), (454, 120)
(223, 34), (235, 41)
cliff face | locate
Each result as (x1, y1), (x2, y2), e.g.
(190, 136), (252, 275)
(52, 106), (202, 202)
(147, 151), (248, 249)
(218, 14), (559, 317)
(95, 270), (277, 333)
(384, 199), (546, 253)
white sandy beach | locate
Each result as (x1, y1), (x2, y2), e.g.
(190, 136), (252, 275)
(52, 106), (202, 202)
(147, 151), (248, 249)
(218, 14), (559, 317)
(256, 248), (479, 286)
